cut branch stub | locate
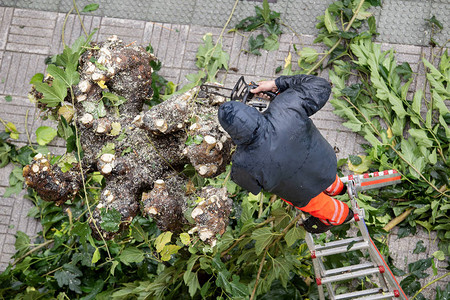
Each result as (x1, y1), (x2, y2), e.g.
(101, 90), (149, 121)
(141, 178), (185, 232)
(23, 155), (82, 206)
(191, 186), (233, 246)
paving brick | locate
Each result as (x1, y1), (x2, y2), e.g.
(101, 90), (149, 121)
(157, 23), (172, 67)
(50, 13), (102, 55)
(171, 25), (190, 69)
(0, 7), (13, 50)
(0, 205), (13, 216)
(98, 17), (146, 45)
(6, 10), (58, 55)
(1, 253), (13, 265)
(4, 231), (16, 245)
(244, 51), (258, 75)
(157, 24), (179, 67)
(149, 22), (164, 59)
(0, 224), (7, 234)
(2, 243), (16, 254)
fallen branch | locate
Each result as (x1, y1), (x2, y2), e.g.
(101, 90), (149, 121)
(307, 0), (365, 75)
(250, 214), (302, 300)
(382, 208), (413, 232)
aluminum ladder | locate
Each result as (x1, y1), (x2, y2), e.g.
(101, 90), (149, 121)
(304, 170), (408, 300)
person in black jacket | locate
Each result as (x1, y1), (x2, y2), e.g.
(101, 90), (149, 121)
(218, 74), (353, 233)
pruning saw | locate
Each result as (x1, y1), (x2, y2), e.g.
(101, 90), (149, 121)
(200, 76), (277, 112)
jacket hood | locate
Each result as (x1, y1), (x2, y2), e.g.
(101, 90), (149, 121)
(218, 102), (265, 145)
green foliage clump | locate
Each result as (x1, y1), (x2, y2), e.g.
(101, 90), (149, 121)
(234, 0), (282, 55)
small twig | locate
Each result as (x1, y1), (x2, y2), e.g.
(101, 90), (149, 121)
(382, 208), (413, 232)
(72, 0), (88, 37)
(12, 240), (54, 266)
(221, 167), (232, 188)
(280, 21), (304, 47)
(24, 109), (35, 151)
(411, 272), (450, 300)
(220, 217), (276, 257)
(43, 265), (64, 277)
(258, 192), (264, 218)
(62, 7), (75, 47)
(250, 247), (269, 300)
(344, 0), (365, 32)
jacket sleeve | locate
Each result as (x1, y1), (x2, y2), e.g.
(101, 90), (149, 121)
(274, 75), (331, 117)
(231, 164), (262, 195)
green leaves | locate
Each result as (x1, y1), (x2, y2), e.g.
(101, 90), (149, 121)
(102, 92), (127, 107)
(234, 0), (281, 56)
(251, 227), (274, 255)
(4, 166), (24, 198)
(185, 134), (203, 146)
(100, 207), (121, 232)
(154, 231), (181, 261)
(34, 78), (68, 107)
(195, 33), (229, 82)
(413, 240), (426, 254)
(119, 247), (145, 265)
(284, 226), (304, 247)
(324, 8), (338, 33)
(263, 34), (279, 51)
(47, 64), (80, 88)
(54, 264), (83, 294)
(4, 122), (19, 140)
(212, 256), (248, 297)
(96, 142), (115, 159)
(155, 231), (172, 252)
(32, 30), (96, 109)
(299, 47), (318, 64)
(82, 3), (100, 13)
(425, 15), (443, 31)
(14, 231), (31, 257)
(36, 126), (58, 146)
(248, 34), (265, 55)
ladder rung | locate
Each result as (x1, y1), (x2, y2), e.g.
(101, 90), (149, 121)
(315, 241), (369, 257)
(354, 292), (397, 300)
(316, 237), (365, 251)
(335, 289), (394, 300)
(321, 267), (381, 284)
(324, 262), (374, 276)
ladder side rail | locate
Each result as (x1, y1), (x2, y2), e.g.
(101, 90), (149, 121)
(367, 236), (409, 300)
(306, 232), (327, 300)
(349, 181), (408, 300)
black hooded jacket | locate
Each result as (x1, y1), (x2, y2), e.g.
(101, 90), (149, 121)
(218, 75), (336, 208)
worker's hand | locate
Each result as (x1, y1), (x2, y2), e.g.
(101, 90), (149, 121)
(250, 80), (277, 94)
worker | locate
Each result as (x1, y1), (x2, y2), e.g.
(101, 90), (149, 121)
(218, 74), (353, 233)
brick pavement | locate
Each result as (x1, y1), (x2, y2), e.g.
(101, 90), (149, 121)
(0, 2), (449, 297)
